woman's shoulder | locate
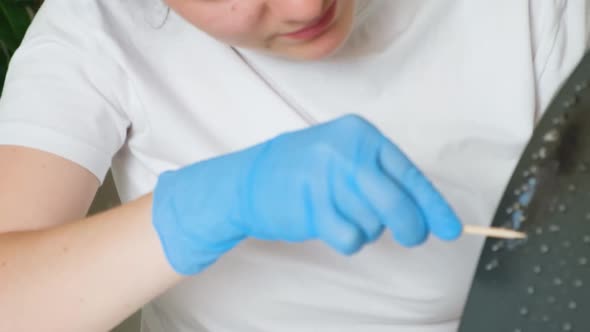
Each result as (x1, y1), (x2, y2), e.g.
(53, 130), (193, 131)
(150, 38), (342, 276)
(28, 0), (157, 44)
(26, 0), (223, 66)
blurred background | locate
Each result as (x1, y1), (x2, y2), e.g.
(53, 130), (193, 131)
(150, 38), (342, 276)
(1, 1), (139, 331)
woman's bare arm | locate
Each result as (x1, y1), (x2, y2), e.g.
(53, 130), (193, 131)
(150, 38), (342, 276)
(0, 146), (182, 332)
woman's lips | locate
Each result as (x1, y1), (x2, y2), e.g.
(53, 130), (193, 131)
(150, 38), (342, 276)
(280, 1), (337, 41)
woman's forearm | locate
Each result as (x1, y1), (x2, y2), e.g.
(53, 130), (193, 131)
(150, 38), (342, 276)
(0, 194), (183, 332)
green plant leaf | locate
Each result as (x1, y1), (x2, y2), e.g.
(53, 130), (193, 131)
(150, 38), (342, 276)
(0, 0), (39, 92)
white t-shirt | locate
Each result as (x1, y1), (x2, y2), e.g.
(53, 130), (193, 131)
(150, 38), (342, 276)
(1, 0), (588, 331)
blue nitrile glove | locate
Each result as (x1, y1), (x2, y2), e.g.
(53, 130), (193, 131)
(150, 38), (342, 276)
(153, 115), (462, 275)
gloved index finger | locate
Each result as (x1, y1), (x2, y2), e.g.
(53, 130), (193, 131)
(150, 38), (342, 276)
(377, 139), (463, 241)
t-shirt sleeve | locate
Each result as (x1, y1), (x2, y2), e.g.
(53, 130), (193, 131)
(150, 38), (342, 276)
(0, 2), (131, 183)
(532, 0), (590, 115)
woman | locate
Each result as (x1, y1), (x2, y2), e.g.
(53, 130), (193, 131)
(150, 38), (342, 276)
(0, 0), (588, 331)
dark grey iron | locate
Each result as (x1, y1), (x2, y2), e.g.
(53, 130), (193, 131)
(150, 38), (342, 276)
(458, 52), (590, 332)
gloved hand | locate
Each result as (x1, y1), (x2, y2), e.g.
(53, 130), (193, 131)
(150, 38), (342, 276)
(152, 115), (462, 275)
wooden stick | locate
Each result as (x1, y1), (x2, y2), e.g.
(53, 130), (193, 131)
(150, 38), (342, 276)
(463, 225), (527, 239)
